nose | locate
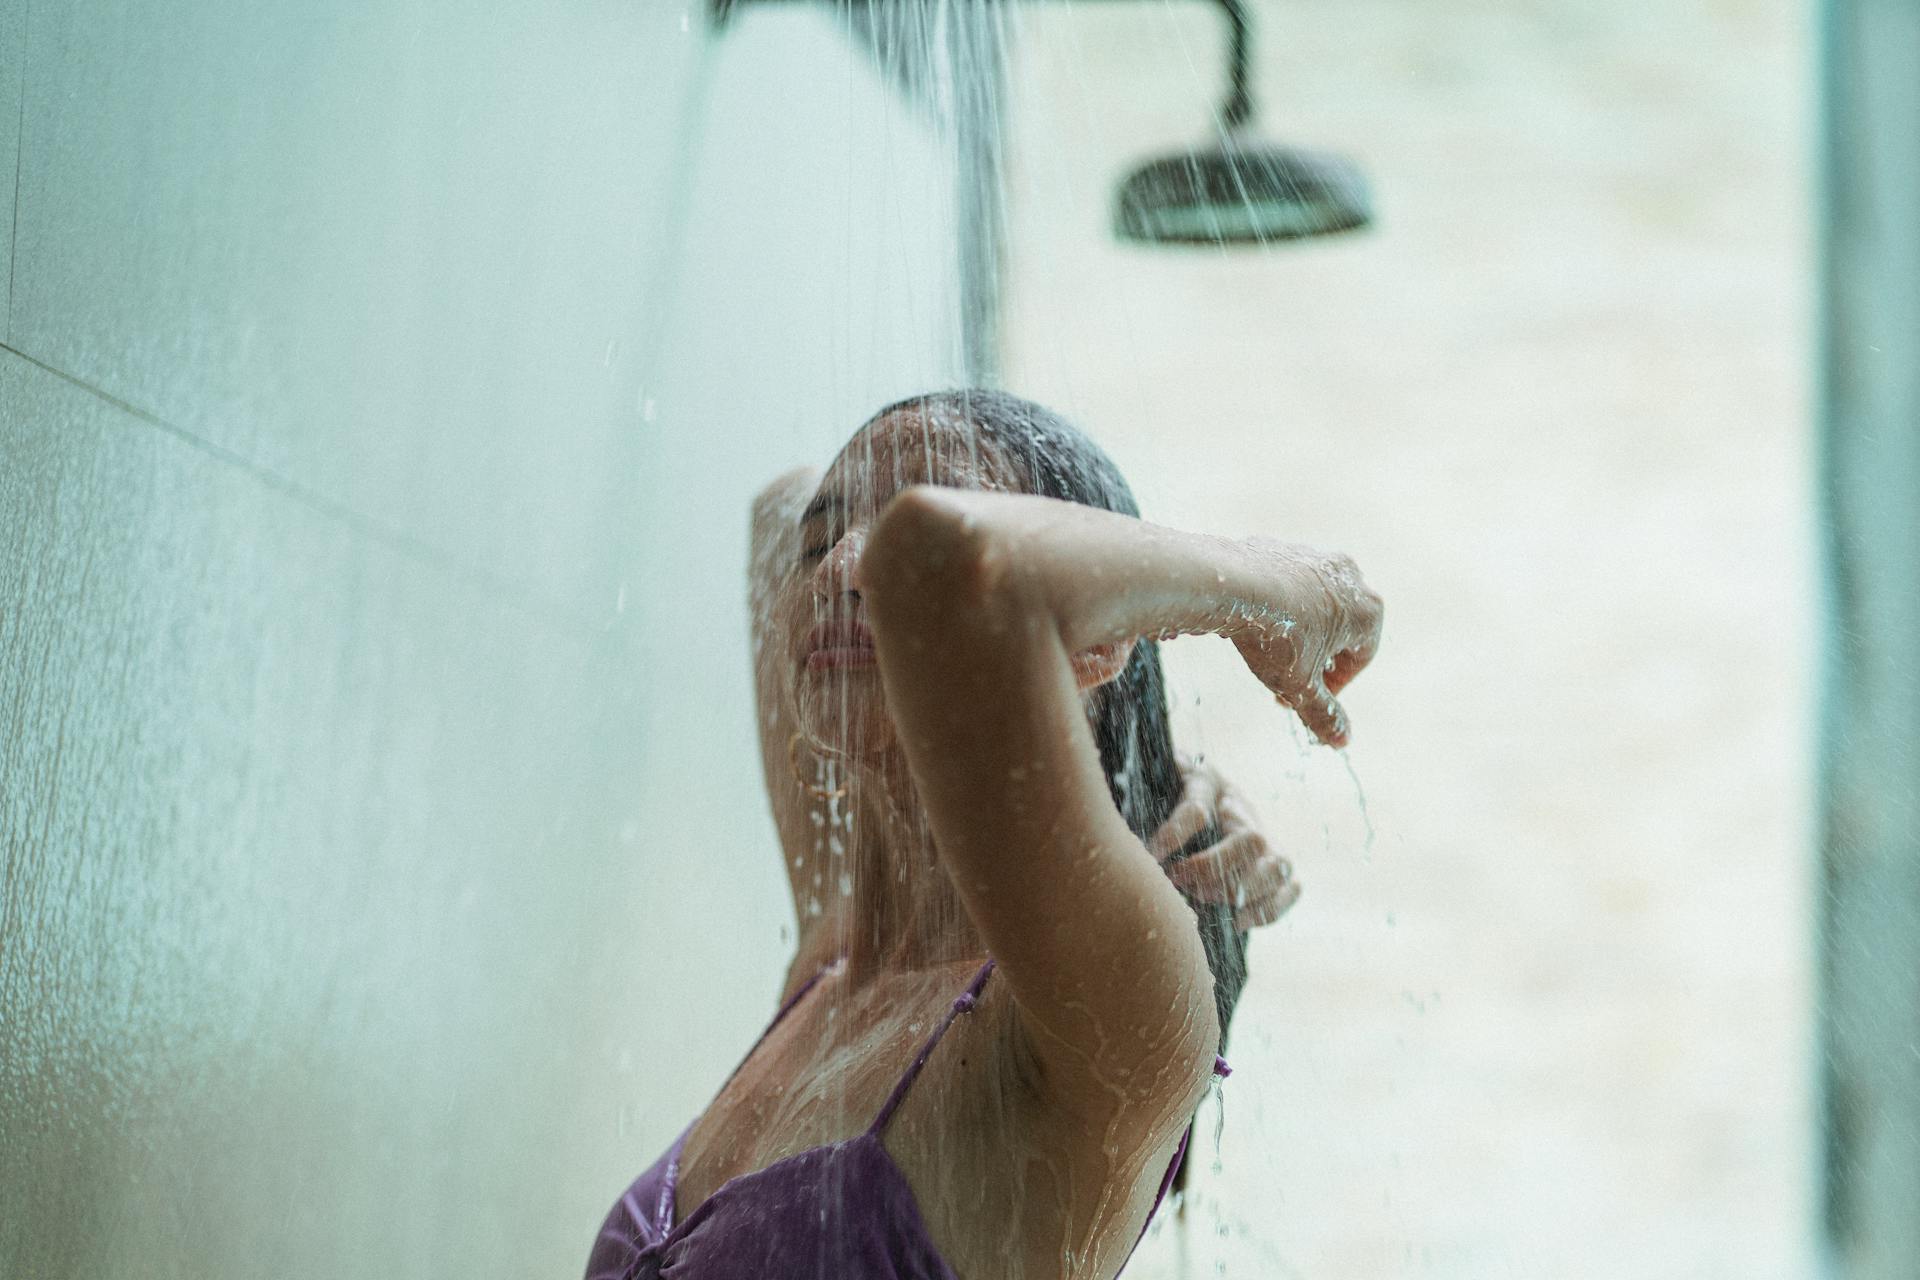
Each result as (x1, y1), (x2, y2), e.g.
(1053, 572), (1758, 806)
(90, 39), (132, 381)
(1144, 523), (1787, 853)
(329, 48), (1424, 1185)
(811, 525), (866, 606)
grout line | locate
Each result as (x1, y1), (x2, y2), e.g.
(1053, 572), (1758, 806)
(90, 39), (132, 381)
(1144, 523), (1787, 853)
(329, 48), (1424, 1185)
(6, 0), (27, 340)
(0, 341), (614, 644)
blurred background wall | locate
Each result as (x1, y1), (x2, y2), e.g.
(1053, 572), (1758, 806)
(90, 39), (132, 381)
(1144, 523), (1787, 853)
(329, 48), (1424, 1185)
(0, 3), (961, 1274)
(996, 2), (1817, 1276)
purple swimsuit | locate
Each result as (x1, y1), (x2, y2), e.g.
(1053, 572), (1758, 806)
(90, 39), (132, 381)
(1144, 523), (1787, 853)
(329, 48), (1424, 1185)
(586, 957), (1229, 1280)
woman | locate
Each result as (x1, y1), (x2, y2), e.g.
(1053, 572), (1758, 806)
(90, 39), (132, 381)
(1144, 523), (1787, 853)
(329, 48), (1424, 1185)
(588, 390), (1383, 1279)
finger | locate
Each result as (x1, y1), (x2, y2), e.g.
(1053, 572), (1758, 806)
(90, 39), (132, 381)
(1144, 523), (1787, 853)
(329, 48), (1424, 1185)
(1179, 755), (1223, 803)
(1150, 799), (1212, 861)
(1328, 595), (1384, 694)
(1180, 841), (1293, 913)
(1324, 646), (1371, 696)
(752, 466), (822, 517)
(1167, 830), (1272, 903)
(1228, 849), (1295, 914)
(1149, 769), (1222, 860)
(1233, 879), (1303, 931)
(1214, 793), (1255, 836)
(1208, 767), (1251, 823)
(1282, 679), (1350, 748)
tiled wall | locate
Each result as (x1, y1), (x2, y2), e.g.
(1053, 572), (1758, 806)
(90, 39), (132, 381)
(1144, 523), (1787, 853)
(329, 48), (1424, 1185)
(3, 0), (23, 319)
(0, 3), (960, 1275)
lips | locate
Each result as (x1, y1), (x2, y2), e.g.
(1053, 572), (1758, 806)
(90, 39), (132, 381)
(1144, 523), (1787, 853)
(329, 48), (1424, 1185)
(803, 619), (878, 671)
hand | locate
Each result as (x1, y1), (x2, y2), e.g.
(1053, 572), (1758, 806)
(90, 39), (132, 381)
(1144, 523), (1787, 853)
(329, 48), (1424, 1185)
(1228, 540), (1383, 748)
(750, 467), (824, 610)
(750, 466), (824, 675)
(1149, 755), (1301, 931)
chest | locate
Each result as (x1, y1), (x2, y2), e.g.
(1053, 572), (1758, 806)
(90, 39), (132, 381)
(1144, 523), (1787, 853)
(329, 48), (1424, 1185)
(663, 984), (1184, 1279)
(675, 990), (1000, 1205)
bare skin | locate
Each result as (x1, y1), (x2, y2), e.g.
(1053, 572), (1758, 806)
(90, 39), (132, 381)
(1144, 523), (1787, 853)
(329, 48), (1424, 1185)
(752, 469), (1305, 996)
(676, 408), (1383, 1277)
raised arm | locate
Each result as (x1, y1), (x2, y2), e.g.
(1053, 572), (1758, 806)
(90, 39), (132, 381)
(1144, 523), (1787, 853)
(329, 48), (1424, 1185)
(856, 486), (1381, 1132)
(747, 468), (848, 997)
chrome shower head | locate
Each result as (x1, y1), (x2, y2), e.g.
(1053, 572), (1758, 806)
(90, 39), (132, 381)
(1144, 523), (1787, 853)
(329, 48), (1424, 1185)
(1109, 0), (1372, 247)
(710, 0), (1375, 249)
(1114, 136), (1371, 246)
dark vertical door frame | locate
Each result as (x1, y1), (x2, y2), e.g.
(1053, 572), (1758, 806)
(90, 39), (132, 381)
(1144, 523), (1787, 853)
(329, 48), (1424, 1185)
(1818, 2), (1920, 1276)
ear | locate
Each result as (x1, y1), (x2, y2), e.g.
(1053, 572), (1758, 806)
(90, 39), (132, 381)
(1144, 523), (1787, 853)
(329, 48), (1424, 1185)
(1070, 639), (1136, 692)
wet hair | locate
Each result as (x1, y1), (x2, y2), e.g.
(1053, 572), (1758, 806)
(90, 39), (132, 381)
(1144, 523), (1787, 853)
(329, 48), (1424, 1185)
(867, 390), (1251, 1122)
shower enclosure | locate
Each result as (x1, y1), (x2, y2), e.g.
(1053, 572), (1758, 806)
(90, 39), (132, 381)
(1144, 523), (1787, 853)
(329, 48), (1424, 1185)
(4, 1), (1908, 1277)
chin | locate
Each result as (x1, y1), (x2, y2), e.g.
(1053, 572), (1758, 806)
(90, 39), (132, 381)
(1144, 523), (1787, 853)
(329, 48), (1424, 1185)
(795, 685), (897, 763)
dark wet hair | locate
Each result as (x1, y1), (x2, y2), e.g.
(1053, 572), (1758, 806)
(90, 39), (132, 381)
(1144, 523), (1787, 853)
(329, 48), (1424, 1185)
(868, 390), (1250, 1107)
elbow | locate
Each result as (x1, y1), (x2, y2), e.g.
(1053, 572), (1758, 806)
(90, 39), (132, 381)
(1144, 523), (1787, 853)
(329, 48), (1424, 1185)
(1147, 965), (1222, 1121)
(858, 486), (1015, 619)
(1150, 948), (1225, 1124)
(1175, 1007), (1223, 1117)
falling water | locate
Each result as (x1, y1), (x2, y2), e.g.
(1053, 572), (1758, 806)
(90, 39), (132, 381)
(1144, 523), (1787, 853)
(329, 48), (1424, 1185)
(0, 1), (1828, 1278)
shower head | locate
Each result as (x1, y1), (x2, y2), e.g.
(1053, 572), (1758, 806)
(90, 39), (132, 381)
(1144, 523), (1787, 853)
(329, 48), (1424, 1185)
(710, 0), (1374, 248)
(1112, 0), (1371, 247)
(1114, 136), (1371, 246)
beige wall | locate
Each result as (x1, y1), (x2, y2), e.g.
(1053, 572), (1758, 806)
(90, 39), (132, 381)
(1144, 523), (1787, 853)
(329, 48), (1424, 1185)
(1000, 2), (1816, 1276)
(0, 4), (958, 1276)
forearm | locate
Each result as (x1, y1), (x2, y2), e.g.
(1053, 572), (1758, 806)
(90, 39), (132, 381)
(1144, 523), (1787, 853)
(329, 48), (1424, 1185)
(856, 484), (1226, 1102)
(870, 487), (1269, 653)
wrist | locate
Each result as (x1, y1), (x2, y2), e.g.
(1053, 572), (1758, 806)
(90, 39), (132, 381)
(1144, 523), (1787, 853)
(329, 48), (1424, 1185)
(1214, 535), (1286, 636)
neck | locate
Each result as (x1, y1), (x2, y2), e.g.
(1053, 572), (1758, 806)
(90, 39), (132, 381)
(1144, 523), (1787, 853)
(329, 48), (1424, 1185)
(820, 752), (985, 987)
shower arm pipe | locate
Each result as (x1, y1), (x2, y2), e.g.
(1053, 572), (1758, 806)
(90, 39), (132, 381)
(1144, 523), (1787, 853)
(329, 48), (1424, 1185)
(1090, 0), (1252, 131)
(711, 0), (1254, 132)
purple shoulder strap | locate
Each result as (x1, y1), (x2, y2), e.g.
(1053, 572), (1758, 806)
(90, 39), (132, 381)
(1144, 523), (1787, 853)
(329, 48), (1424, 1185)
(866, 957), (998, 1135)
(723, 959), (838, 1084)
(658, 957), (844, 1224)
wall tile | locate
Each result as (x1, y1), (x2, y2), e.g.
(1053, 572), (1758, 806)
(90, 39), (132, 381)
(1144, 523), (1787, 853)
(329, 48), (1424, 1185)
(11, 0), (700, 619)
(0, 347), (753, 1278)
(1, 0), (22, 329)
(2, 8), (966, 1274)
(11, 1), (966, 626)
